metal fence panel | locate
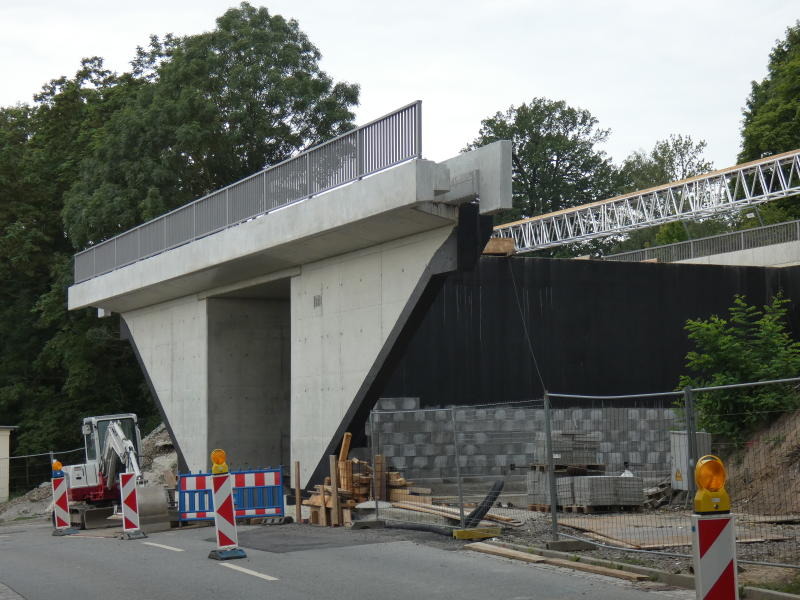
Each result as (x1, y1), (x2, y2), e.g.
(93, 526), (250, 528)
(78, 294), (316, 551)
(73, 101), (422, 283)
(228, 174), (264, 224)
(165, 204), (194, 249)
(369, 381), (800, 568)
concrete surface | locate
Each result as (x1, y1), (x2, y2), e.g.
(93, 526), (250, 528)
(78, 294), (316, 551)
(0, 427), (15, 503)
(679, 240), (800, 267)
(0, 519), (694, 600)
(69, 143), (511, 479)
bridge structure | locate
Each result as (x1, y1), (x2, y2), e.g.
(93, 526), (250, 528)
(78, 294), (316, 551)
(68, 102), (511, 486)
(492, 149), (800, 253)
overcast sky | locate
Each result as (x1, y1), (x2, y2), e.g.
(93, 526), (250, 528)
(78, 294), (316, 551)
(1, 1), (797, 170)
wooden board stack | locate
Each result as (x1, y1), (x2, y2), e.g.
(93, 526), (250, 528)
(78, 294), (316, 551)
(303, 433), (431, 526)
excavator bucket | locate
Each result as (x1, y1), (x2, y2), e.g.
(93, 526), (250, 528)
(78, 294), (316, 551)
(74, 485), (171, 531)
(136, 485), (171, 533)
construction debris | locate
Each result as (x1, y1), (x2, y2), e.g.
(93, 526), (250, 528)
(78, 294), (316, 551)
(303, 433), (520, 529)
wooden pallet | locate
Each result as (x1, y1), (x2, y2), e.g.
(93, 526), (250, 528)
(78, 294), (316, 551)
(564, 504), (643, 514)
(528, 464), (606, 473)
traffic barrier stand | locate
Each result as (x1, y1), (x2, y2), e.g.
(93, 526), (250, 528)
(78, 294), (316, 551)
(691, 514), (738, 600)
(691, 455), (738, 600)
(51, 468), (78, 536)
(119, 472), (147, 540)
(177, 468), (284, 522)
(208, 472), (246, 561)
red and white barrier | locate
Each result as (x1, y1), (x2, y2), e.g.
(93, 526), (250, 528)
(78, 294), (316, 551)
(51, 476), (71, 532)
(209, 473), (246, 560)
(119, 473), (146, 539)
(691, 514), (738, 600)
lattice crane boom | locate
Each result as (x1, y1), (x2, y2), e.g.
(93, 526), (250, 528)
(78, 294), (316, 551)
(492, 149), (800, 253)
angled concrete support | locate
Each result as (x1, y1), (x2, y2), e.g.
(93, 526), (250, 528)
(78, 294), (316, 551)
(69, 141), (512, 482)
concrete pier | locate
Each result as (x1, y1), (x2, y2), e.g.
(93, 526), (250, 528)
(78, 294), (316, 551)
(68, 142), (511, 483)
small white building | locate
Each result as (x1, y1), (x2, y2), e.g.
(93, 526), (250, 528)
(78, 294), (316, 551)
(0, 426), (17, 503)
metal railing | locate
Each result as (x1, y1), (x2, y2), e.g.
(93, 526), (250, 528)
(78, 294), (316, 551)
(73, 101), (423, 283)
(604, 219), (800, 263)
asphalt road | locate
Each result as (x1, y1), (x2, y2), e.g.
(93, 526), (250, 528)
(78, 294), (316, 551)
(0, 519), (694, 600)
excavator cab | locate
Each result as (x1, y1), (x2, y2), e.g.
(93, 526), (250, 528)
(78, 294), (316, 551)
(82, 414), (141, 465)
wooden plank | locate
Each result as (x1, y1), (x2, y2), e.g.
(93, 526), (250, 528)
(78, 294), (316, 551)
(329, 455), (341, 526)
(482, 237), (516, 256)
(465, 542), (547, 563)
(338, 460), (353, 494)
(453, 527), (502, 540)
(342, 508), (353, 528)
(319, 491), (328, 526)
(388, 489), (432, 504)
(338, 432), (352, 462)
(466, 543), (648, 581)
(293, 461), (302, 524)
(392, 501), (523, 527)
(542, 557), (650, 582)
(374, 455), (386, 500)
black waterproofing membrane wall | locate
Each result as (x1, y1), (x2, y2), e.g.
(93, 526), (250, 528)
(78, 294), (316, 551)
(378, 257), (800, 407)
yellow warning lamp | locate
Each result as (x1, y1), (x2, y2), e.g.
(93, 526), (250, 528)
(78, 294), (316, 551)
(210, 448), (229, 474)
(694, 455), (730, 514)
(52, 460), (63, 471)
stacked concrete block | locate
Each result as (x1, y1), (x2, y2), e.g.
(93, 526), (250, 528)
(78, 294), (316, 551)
(574, 477), (617, 505)
(573, 476), (644, 507)
(369, 400), (678, 484)
(617, 476), (645, 505)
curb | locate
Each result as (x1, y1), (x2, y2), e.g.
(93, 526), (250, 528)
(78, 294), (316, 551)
(486, 541), (800, 599)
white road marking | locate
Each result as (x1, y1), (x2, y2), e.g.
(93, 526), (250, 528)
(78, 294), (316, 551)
(219, 563), (279, 581)
(141, 541), (185, 552)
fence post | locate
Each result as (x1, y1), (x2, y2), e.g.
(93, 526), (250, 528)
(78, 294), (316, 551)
(357, 129), (364, 179)
(450, 408), (466, 529)
(684, 387), (698, 498)
(543, 392), (558, 540)
(369, 410), (379, 521)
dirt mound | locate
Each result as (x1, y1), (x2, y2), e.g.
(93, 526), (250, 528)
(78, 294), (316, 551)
(726, 410), (800, 515)
(139, 423), (178, 486)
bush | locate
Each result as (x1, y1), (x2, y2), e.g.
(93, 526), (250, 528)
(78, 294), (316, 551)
(679, 294), (800, 441)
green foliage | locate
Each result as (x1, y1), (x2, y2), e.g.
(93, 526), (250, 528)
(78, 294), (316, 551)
(0, 2), (358, 453)
(465, 98), (617, 224)
(679, 295), (800, 441)
(738, 21), (800, 223)
(740, 21), (800, 163)
(64, 3), (358, 249)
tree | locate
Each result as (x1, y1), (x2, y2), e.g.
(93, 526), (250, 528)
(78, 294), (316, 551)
(0, 2), (360, 454)
(678, 294), (800, 441)
(738, 21), (800, 224)
(607, 135), (719, 254)
(465, 98), (617, 224)
(63, 2), (359, 249)
(740, 21), (800, 163)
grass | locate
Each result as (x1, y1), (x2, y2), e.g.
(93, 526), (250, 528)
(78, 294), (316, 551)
(757, 573), (800, 595)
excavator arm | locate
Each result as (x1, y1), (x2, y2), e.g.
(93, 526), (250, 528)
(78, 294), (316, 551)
(100, 420), (143, 489)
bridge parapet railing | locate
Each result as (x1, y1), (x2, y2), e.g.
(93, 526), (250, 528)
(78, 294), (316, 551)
(73, 101), (422, 283)
(604, 218), (800, 264)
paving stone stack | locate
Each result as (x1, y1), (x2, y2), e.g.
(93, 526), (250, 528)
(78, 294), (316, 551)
(369, 400), (675, 485)
(573, 476), (644, 508)
(525, 469), (575, 505)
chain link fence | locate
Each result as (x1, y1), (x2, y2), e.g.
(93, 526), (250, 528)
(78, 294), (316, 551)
(7, 447), (83, 498)
(368, 378), (800, 568)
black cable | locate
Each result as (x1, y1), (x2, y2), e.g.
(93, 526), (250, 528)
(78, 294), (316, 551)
(507, 258), (546, 392)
